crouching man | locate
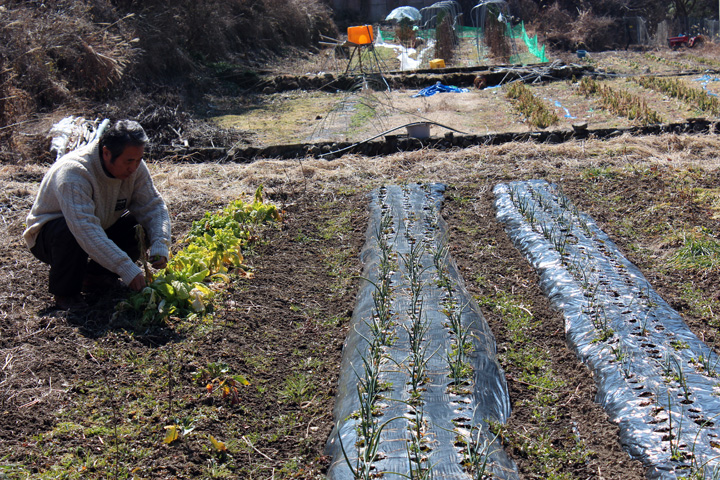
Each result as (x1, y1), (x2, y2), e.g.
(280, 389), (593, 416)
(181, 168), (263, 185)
(23, 119), (171, 310)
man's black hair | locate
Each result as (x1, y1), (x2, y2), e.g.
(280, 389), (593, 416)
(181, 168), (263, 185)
(99, 120), (148, 161)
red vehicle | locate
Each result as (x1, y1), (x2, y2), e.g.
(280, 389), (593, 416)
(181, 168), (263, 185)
(668, 34), (703, 48)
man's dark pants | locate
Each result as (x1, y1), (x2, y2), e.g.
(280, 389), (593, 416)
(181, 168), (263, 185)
(30, 214), (140, 296)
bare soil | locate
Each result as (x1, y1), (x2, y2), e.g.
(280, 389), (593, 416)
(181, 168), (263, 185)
(199, 46), (720, 147)
(444, 184), (647, 480)
(3, 130), (720, 478)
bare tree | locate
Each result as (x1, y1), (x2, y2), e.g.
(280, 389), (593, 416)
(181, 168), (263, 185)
(671, 0), (698, 20)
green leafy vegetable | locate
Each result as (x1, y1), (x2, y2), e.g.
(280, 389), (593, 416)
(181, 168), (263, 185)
(116, 186), (282, 324)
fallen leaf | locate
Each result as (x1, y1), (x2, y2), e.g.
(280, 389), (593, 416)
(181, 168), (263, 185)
(210, 435), (227, 452)
(163, 425), (179, 445)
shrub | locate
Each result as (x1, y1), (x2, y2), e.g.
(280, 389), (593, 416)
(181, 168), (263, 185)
(486, 15), (511, 63)
(395, 20), (417, 48)
(435, 13), (456, 64)
(535, 3), (617, 50)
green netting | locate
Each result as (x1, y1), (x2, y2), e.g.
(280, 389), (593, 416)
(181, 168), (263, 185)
(508, 21), (548, 62)
(377, 21), (548, 67)
(417, 26), (479, 39)
(416, 28), (435, 40)
(380, 26), (485, 42)
(458, 25), (481, 38)
(377, 28), (397, 43)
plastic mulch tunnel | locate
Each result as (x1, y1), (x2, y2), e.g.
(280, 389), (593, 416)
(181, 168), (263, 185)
(326, 183), (518, 479)
(495, 179), (720, 479)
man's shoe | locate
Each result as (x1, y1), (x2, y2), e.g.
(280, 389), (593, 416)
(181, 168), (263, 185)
(54, 294), (88, 310)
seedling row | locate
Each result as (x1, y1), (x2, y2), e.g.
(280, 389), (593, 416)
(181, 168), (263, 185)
(326, 183), (517, 479)
(495, 179), (720, 479)
(216, 68), (719, 146)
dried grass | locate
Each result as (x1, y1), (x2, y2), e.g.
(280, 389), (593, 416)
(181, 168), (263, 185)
(1, 4), (136, 100)
(0, 0), (335, 152)
(128, 0), (335, 79)
(141, 134), (720, 207)
(18, 132), (711, 210)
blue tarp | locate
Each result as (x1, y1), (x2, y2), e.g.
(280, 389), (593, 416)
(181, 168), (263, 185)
(694, 74), (719, 96)
(412, 81), (469, 97)
(552, 99), (575, 118)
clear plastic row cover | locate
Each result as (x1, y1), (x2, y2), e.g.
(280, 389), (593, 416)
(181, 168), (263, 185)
(495, 179), (720, 479)
(326, 183), (518, 479)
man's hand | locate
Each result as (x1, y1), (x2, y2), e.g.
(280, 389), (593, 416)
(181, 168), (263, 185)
(129, 272), (147, 292)
(150, 255), (167, 269)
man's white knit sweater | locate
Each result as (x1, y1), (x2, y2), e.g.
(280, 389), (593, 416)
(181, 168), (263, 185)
(23, 140), (171, 286)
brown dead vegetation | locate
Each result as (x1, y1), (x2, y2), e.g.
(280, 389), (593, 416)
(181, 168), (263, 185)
(537, 3), (616, 51)
(0, 0), (335, 164)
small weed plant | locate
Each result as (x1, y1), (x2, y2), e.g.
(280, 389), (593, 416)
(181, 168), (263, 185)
(193, 362), (250, 405)
(670, 228), (720, 271)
